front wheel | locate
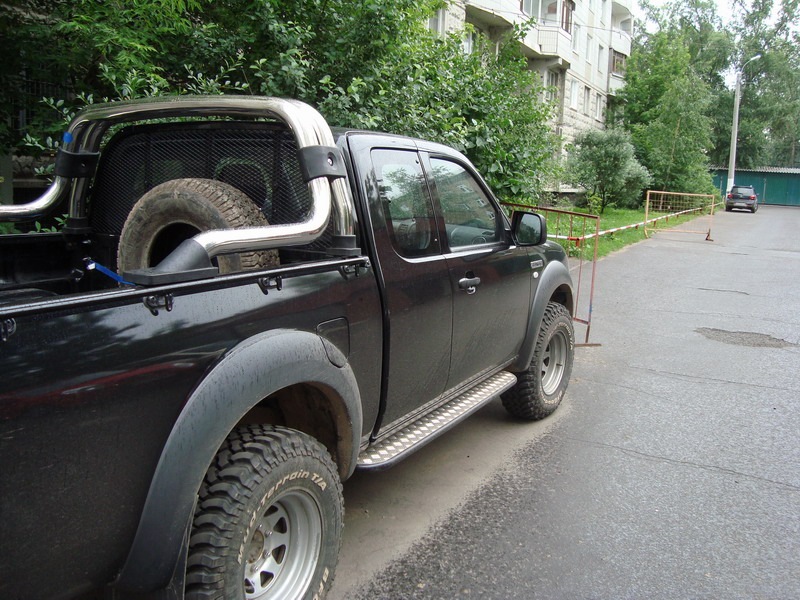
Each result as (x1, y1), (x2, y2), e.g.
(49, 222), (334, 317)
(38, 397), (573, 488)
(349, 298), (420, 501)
(186, 425), (343, 600)
(502, 302), (574, 420)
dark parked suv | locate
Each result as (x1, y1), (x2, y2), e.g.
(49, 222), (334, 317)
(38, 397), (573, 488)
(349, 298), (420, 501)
(726, 185), (758, 212)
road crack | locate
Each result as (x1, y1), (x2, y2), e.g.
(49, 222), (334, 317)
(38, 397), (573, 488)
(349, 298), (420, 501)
(626, 365), (800, 393)
(698, 287), (750, 295)
(566, 436), (800, 492)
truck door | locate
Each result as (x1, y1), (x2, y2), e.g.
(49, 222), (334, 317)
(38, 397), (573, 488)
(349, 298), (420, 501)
(360, 146), (453, 432)
(423, 153), (534, 392)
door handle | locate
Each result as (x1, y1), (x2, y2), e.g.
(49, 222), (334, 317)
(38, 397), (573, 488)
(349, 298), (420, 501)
(458, 276), (481, 294)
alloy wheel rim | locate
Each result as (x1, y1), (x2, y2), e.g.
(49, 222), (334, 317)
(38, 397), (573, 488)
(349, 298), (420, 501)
(541, 330), (568, 397)
(243, 489), (322, 599)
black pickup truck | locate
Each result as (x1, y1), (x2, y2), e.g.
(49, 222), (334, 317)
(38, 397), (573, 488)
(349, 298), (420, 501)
(0, 96), (574, 600)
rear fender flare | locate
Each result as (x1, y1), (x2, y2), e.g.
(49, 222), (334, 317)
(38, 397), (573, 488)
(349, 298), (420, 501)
(512, 260), (574, 372)
(115, 329), (362, 593)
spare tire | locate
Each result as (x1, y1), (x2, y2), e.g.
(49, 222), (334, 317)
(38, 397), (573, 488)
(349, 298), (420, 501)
(118, 178), (279, 275)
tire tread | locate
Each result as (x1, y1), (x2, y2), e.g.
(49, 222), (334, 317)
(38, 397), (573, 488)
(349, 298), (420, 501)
(502, 302), (574, 420)
(185, 425), (343, 599)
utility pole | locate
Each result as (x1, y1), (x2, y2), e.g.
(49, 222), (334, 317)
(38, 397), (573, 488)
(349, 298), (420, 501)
(726, 54), (761, 195)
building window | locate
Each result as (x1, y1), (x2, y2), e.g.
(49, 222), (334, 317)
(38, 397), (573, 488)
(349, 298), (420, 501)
(598, 45), (605, 72)
(463, 29), (480, 54)
(561, 0), (575, 33)
(544, 1), (558, 24)
(570, 79), (579, 109)
(572, 23), (581, 52)
(546, 70), (560, 103)
(428, 8), (446, 35)
(595, 94), (604, 120)
(583, 86), (591, 115)
(521, 0), (540, 17)
(586, 35), (593, 64)
(612, 50), (627, 75)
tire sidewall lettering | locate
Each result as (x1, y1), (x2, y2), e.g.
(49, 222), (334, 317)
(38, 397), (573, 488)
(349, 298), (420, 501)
(312, 567), (330, 600)
(189, 426), (343, 600)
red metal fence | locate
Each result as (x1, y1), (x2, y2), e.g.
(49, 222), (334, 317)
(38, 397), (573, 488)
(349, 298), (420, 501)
(504, 203), (599, 347)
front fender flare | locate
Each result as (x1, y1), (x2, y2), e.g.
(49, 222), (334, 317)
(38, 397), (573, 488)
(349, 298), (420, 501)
(511, 259), (574, 372)
(115, 329), (362, 593)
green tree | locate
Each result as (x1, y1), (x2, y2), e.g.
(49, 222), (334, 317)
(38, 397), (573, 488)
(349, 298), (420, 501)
(632, 70), (715, 193)
(710, 0), (800, 168)
(176, 0), (443, 103)
(2, 0), (443, 145)
(319, 24), (557, 202)
(6, 3), (556, 204)
(0, 0), (202, 147)
(760, 40), (800, 166)
(566, 128), (651, 212)
(638, 0), (734, 88)
(619, 28), (715, 193)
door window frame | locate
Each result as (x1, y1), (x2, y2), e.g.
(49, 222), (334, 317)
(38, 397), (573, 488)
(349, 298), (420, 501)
(370, 147), (443, 260)
(420, 151), (512, 255)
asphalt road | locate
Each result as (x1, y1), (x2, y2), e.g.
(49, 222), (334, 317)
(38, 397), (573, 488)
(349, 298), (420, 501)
(328, 205), (800, 600)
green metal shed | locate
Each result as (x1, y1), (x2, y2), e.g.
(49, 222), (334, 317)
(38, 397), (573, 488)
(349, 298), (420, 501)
(712, 167), (800, 206)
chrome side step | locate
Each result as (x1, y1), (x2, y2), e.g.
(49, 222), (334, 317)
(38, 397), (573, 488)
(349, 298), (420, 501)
(357, 370), (517, 471)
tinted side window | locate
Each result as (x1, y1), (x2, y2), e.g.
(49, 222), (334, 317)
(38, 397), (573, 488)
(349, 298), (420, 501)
(372, 149), (439, 258)
(429, 157), (501, 249)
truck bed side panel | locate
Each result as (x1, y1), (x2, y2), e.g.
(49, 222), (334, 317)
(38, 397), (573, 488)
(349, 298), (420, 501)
(0, 267), (381, 598)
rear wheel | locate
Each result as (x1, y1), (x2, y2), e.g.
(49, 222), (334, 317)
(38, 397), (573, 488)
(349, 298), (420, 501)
(502, 302), (574, 420)
(186, 425), (343, 600)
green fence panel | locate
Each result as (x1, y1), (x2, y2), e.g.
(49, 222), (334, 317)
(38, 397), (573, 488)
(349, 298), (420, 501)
(712, 169), (800, 206)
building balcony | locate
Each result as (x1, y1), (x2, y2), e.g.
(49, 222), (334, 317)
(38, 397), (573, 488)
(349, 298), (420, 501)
(610, 28), (631, 57)
(611, 0), (634, 18)
(608, 72), (626, 96)
(464, 0), (517, 31)
(537, 24), (573, 65)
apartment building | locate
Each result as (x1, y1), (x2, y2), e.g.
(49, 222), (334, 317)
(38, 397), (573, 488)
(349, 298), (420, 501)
(430, 0), (634, 147)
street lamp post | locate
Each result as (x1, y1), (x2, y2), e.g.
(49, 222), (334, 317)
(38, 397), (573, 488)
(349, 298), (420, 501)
(726, 54), (762, 195)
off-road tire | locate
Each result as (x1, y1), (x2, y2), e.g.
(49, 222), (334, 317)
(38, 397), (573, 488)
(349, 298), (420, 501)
(185, 425), (343, 600)
(117, 178), (279, 275)
(502, 302), (574, 420)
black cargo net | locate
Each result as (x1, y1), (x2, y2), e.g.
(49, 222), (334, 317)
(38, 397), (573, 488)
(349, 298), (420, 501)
(89, 121), (332, 251)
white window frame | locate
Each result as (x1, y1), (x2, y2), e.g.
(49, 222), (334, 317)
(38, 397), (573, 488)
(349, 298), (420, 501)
(521, 0), (540, 18)
(463, 29), (480, 54)
(544, 0), (558, 24)
(612, 50), (627, 75)
(570, 79), (579, 109)
(545, 70), (560, 104)
(561, 0), (575, 33)
(428, 8), (446, 35)
(586, 35), (594, 65)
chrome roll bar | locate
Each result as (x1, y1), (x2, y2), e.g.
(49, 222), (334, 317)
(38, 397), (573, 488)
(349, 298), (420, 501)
(0, 96), (356, 261)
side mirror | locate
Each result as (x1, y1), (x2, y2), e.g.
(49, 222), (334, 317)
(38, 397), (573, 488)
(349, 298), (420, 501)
(511, 211), (547, 246)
